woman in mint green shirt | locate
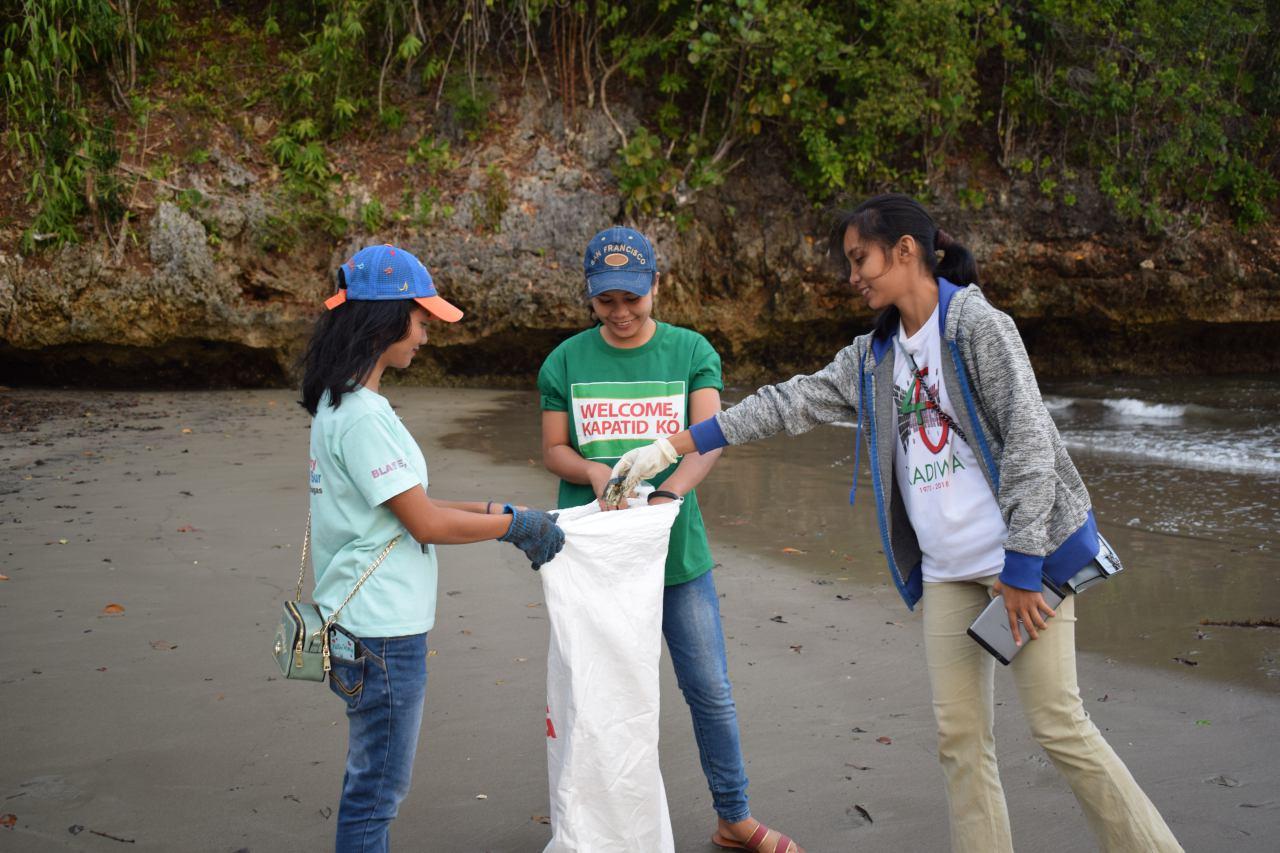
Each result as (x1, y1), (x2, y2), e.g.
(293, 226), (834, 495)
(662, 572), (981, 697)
(303, 244), (563, 853)
(538, 227), (804, 853)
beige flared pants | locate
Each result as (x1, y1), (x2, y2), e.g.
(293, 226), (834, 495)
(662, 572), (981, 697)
(922, 578), (1183, 853)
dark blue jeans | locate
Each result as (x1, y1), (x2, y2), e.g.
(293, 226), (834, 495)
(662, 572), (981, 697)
(663, 569), (751, 823)
(328, 633), (428, 853)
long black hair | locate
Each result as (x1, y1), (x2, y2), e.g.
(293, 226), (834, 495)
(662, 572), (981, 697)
(299, 299), (415, 415)
(829, 193), (979, 340)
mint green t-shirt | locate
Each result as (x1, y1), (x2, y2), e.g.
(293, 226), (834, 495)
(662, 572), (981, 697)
(308, 386), (437, 637)
(537, 322), (723, 586)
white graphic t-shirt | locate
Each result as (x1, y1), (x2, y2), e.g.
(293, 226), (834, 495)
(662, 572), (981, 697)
(892, 308), (1007, 583)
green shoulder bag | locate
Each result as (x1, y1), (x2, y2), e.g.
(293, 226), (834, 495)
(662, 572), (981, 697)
(272, 512), (401, 682)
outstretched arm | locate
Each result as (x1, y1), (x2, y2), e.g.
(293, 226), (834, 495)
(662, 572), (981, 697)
(384, 487), (514, 543)
(646, 388), (722, 504)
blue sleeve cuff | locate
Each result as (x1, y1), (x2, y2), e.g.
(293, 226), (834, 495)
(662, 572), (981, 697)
(1001, 550), (1045, 591)
(689, 416), (729, 453)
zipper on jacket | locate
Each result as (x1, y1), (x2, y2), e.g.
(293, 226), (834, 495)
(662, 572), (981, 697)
(947, 339), (1000, 492)
(863, 366), (911, 605)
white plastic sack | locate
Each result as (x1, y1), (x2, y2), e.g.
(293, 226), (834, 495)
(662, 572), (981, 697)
(540, 498), (682, 853)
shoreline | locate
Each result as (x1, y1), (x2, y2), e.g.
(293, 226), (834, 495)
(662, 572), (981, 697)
(1, 387), (1277, 851)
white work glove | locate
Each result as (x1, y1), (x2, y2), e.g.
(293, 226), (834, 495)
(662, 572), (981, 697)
(611, 437), (679, 496)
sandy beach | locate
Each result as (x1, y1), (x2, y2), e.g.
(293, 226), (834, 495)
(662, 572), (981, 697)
(1, 386), (1277, 852)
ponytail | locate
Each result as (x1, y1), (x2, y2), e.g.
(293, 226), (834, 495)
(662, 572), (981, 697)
(933, 228), (978, 288)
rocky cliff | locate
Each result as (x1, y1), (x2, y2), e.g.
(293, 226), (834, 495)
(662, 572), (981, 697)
(2, 93), (1277, 389)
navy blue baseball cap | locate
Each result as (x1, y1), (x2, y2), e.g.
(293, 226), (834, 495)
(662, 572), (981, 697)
(325, 244), (463, 322)
(583, 226), (657, 297)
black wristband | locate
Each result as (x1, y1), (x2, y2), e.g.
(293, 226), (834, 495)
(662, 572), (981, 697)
(646, 490), (680, 503)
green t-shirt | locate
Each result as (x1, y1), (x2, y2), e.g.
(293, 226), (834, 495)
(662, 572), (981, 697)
(308, 386), (438, 637)
(537, 322), (723, 586)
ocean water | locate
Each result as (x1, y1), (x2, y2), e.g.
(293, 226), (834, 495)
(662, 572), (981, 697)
(1040, 376), (1280, 549)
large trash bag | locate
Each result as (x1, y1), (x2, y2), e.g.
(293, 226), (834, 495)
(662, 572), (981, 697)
(540, 497), (681, 853)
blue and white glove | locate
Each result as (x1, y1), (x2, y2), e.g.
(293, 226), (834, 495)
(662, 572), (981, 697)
(499, 506), (565, 570)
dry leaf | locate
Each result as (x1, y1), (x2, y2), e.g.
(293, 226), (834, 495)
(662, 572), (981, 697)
(176, 524), (197, 533)
(149, 640), (177, 651)
(58, 538), (69, 545)
(876, 736), (893, 745)
(0, 813), (15, 829)
(532, 814), (551, 825)
(790, 645), (803, 654)
(102, 603), (125, 615)
(781, 547), (806, 555)
(495, 679), (506, 685)
(514, 657), (528, 663)
(96, 667), (107, 672)
(0, 574), (9, 581)
(181, 428), (192, 434)
(475, 793), (488, 800)
(526, 602), (542, 608)
(427, 649), (438, 657)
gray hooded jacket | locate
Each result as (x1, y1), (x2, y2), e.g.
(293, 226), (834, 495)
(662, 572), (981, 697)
(693, 280), (1098, 609)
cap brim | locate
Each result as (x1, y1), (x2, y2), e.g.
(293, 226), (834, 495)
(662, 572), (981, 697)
(415, 294), (464, 323)
(587, 270), (653, 297)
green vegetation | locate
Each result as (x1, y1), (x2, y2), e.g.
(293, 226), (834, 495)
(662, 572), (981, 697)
(2, 0), (1275, 249)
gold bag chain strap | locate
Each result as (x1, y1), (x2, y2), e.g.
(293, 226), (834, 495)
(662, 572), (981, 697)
(294, 509), (402, 673)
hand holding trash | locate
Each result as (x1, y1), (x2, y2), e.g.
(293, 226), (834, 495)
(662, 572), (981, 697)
(609, 438), (679, 500)
(499, 507), (565, 570)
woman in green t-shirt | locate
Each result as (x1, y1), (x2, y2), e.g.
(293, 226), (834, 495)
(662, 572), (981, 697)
(303, 244), (564, 852)
(537, 227), (804, 853)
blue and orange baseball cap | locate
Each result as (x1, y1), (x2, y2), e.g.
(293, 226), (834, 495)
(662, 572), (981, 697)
(326, 244), (463, 322)
(583, 226), (657, 297)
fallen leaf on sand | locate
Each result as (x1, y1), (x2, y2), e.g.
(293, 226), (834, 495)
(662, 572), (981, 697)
(770, 615), (787, 623)
(495, 679), (506, 685)
(532, 814), (551, 825)
(427, 649), (438, 657)
(1, 813), (16, 829)
(1173, 657), (1199, 666)
(475, 793), (488, 800)
(96, 667), (107, 672)
(836, 594), (852, 601)
(102, 603), (125, 615)
(149, 640), (177, 651)
(876, 736), (893, 745)
(1195, 719), (1211, 726)
(176, 525), (198, 533)
(0, 574), (9, 581)
(526, 602), (542, 608)
(514, 657), (528, 663)
(58, 538), (69, 545)
(781, 547), (806, 555)
(849, 804), (874, 824)
(181, 428), (193, 434)
(790, 645), (803, 654)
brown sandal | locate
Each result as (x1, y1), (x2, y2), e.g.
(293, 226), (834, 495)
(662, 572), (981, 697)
(711, 822), (801, 853)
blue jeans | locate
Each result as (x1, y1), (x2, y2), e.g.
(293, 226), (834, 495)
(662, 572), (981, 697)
(328, 633), (428, 853)
(663, 569), (751, 823)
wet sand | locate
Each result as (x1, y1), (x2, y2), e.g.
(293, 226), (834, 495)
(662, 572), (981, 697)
(1, 387), (1277, 852)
